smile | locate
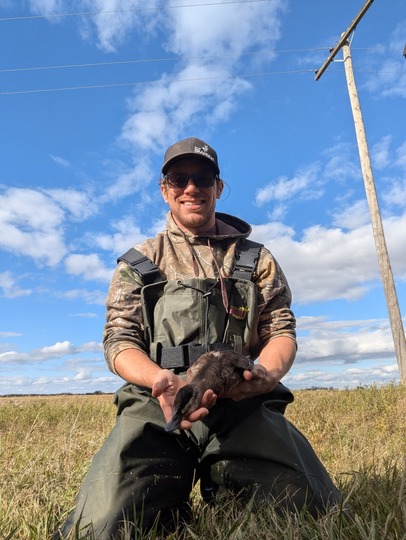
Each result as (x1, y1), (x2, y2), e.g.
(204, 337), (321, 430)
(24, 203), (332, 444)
(182, 201), (204, 206)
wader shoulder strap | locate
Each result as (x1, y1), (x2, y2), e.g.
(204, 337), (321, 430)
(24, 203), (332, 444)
(118, 239), (263, 285)
(117, 248), (162, 285)
(232, 238), (263, 281)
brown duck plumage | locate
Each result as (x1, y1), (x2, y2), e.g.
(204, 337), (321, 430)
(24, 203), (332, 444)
(165, 350), (254, 432)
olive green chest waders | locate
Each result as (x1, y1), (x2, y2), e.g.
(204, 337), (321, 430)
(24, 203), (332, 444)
(57, 241), (341, 540)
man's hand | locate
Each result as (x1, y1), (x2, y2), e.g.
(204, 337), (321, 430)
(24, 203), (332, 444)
(221, 364), (278, 401)
(222, 336), (297, 401)
(151, 369), (217, 430)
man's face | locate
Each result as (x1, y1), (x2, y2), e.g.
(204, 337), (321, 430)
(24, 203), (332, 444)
(161, 157), (223, 235)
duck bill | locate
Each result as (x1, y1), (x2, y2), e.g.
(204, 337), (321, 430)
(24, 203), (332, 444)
(165, 409), (183, 432)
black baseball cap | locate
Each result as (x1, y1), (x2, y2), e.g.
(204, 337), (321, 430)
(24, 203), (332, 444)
(162, 137), (220, 175)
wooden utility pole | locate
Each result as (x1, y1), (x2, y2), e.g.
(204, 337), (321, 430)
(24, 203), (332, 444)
(342, 39), (406, 381)
(315, 0), (406, 382)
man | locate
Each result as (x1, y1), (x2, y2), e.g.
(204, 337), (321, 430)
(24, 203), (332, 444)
(58, 137), (340, 539)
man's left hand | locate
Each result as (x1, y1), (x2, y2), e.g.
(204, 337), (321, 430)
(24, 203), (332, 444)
(221, 364), (278, 400)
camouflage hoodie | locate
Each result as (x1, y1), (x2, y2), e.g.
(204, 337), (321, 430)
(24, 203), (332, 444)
(103, 211), (296, 374)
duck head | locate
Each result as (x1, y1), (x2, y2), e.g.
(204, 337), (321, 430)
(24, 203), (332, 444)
(165, 384), (204, 432)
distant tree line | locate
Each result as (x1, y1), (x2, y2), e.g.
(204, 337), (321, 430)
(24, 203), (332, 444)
(0, 390), (112, 398)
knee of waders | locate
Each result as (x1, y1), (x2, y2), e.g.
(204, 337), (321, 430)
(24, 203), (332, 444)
(201, 458), (339, 517)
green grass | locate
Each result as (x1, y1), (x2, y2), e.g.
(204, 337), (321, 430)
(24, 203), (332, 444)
(1, 383), (405, 539)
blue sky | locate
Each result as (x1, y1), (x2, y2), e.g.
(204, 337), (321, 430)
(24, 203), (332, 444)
(0, 0), (405, 395)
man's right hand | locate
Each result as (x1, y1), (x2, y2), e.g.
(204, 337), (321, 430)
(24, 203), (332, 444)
(151, 369), (216, 430)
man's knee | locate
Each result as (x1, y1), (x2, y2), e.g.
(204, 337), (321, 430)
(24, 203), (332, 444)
(202, 458), (341, 517)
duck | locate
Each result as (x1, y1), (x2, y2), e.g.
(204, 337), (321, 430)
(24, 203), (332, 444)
(165, 349), (254, 432)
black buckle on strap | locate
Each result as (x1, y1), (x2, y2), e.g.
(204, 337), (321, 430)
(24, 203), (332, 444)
(132, 256), (160, 285)
(117, 248), (162, 285)
(158, 343), (232, 371)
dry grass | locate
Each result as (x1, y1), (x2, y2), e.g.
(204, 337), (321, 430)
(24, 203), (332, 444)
(1, 383), (405, 539)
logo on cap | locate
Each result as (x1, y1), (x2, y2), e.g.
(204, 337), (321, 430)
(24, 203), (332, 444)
(194, 144), (215, 163)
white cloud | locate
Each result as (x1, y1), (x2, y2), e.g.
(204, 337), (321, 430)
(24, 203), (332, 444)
(368, 58), (406, 99)
(331, 199), (370, 230)
(0, 187), (62, 228)
(26, 0), (289, 204)
(64, 253), (114, 283)
(79, 0), (160, 53)
(112, 0), (287, 180)
(166, 0), (285, 59)
(255, 163), (322, 206)
(251, 221), (295, 243)
(78, 341), (103, 352)
(371, 135), (392, 170)
(361, 137), (406, 211)
(47, 188), (99, 221)
(253, 211), (406, 304)
(0, 186), (102, 267)
(252, 133), (406, 301)
(0, 340), (103, 364)
(121, 66), (251, 153)
(295, 316), (395, 363)
(383, 179), (406, 211)
(395, 140), (406, 170)
(59, 288), (107, 305)
(284, 362), (399, 390)
(91, 216), (148, 254)
(121, 104), (171, 152)
(50, 154), (71, 167)
(28, 0), (160, 51)
(255, 142), (361, 214)
(0, 373), (118, 395)
(28, 0), (66, 16)
(103, 160), (155, 200)
(0, 326), (400, 393)
(40, 340), (75, 357)
(383, 213), (406, 274)
(0, 272), (32, 298)
(0, 188), (67, 266)
(363, 20), (406, 99)
(322, 142), (360, 182)
(265, 203), (288, 222)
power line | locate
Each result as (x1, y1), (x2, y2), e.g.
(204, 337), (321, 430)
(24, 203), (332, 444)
(0, 0), (271, 22)
(0, 68), (318, 96)
(315, 0), (374, 80)
(0, 48), (330, 74)
(2, 65), (392, 96)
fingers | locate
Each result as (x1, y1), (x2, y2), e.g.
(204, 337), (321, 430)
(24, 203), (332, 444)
(160, 399), (176, 424)
(152, 373), (218, 431)
(242, 365), (267, 382)
(200, 389), (217, 408)
(180, 390), (216, 430)
(151, 369), (178, 398)
(250, 364), (268, 380)
(182, 407), (210, 427)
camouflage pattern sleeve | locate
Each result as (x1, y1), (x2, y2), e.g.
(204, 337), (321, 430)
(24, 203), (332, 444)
(254, 247), (297, 347)
(103, 262), (147, 374)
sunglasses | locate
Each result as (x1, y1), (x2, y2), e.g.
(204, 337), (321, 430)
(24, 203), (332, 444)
(164, 172), (217, 189)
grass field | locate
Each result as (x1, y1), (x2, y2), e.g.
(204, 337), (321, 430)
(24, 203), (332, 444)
(1, 383), (405, 539)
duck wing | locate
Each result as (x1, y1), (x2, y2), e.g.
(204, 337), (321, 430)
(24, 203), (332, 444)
(212, 350), (254, 395)
(187, 350), (252, 385)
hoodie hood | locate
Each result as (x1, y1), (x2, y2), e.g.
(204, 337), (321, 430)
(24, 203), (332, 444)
(165, 211), (252, 244)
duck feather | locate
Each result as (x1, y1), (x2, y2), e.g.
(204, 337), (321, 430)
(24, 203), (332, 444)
(165, 350), (254, 432)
